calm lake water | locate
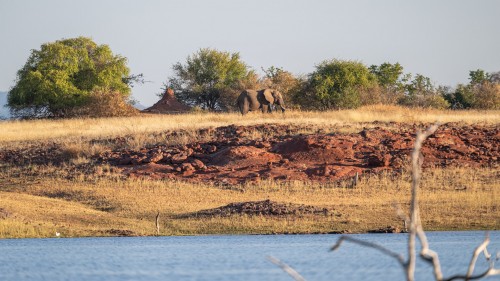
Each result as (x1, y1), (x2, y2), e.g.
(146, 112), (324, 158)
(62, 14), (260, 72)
(0, 231), (498, 281)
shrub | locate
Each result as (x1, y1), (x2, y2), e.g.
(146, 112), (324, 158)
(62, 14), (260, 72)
(471, 82), (500, 110)
(443, 70), (499, 110)
(305, 59), (377, 110)
(398, 74), (450, 109)
(68, 88), (138, 118)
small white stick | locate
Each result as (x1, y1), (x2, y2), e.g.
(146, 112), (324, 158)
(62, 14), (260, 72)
(267, 256), (306, 281)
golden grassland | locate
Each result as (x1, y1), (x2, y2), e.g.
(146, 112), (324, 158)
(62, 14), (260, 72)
(0, 105), (499, 238)
(0, 166), (498, 238)
(1, 105), (499, 145)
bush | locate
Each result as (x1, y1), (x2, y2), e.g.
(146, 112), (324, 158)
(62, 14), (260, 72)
(443, 84), (475, 109)
(304, 59), (377, 110)
(398, 74), (450, 109)
(443, 70), (499, 110)
(76, 88), (139, 117)
(471, 82), (500, 110)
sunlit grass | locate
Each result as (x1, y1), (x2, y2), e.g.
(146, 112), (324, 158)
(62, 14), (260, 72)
(0, 166), (497, 238)
(0, 106), (498, 238)
(1, 105), (498, 144)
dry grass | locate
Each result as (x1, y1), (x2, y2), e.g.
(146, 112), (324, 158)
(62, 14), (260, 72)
(0, 106), (498, 238)
(0, 166), (498, 238)
(1, 105), (498, 145)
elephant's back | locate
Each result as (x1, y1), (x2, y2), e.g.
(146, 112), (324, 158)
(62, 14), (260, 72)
(243, 89), (258, 96)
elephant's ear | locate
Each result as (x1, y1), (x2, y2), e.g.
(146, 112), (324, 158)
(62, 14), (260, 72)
(262, 89), (274, 104)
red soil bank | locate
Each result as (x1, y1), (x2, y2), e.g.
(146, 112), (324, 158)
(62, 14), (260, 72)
(97, 123), (499, 184)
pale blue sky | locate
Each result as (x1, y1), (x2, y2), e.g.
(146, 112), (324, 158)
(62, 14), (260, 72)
(1, 0), (499, 106)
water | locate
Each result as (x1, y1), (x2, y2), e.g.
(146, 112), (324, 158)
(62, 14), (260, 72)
(0, 231), (499, 281)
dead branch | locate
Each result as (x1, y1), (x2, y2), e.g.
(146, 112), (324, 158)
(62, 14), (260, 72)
(466, 234), (490, 278)
(440, 234), (499, 281)
(267, 256), (306, 281)
(416, 222), (443, 280)
(408, 124), (439, 280)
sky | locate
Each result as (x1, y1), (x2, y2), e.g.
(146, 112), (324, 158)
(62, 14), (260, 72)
(1, 0), (499, 106)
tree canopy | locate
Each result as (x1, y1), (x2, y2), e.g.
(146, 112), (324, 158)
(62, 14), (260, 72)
(167, 48), (251, 111)
(369, 62), (406, 89)
(8, 37), (134, 118)
(306, 59), (377, 109)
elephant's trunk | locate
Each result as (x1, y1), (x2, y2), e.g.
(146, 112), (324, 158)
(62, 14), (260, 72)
(278, 98), (286, 113)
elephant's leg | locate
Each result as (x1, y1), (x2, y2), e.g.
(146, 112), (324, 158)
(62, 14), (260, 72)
(239, 98), (250, 115)
(261, 104), (269, 113)
(243, 102), (250, 114)
(238, 103), (244, 115)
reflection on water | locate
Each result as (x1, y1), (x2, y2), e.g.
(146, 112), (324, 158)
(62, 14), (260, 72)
(0, 231), (498, 281)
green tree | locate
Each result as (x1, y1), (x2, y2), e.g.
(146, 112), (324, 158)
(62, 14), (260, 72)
(468, 69), (499, 109)
(306, 59), (377, 109)
(167, 48), (251, 111)
(399, 74), (449, 109)
(444, 69), (499, 110)
(8, 37), (135, 118)
(369, 62), (405, 88)
(469, 69), (490, 85)
(368, 62), (408, 105)
(443, 84), (475, 109)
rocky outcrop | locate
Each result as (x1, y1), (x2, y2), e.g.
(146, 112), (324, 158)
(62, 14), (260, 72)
(178, 200), (330, 218)
(94, 123), (499, 184)
(1, 123), (498, 185)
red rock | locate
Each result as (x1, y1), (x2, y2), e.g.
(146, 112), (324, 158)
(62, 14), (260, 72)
(171, 153), (188, 164)
(144, 153), (163, 163)
(191, 159), (205, 169)
(181, 163), (195, 171)
(131, 156), (147, 165)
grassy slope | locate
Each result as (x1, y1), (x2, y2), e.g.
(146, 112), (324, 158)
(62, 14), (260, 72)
(0, 106), (499, 238)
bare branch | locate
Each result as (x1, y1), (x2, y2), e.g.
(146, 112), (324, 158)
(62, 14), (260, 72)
(416, 222), (443, 280)
(443, 268), (499, 281)
(267, 256), (306, 281)
(482, 247), (492, 261)
(330, 235), (406, 266)
(466, 234), (490, 278)
(408, 123), (439, 280)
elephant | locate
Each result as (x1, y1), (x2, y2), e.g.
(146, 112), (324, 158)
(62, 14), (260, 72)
(236, 89), (286, 115)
